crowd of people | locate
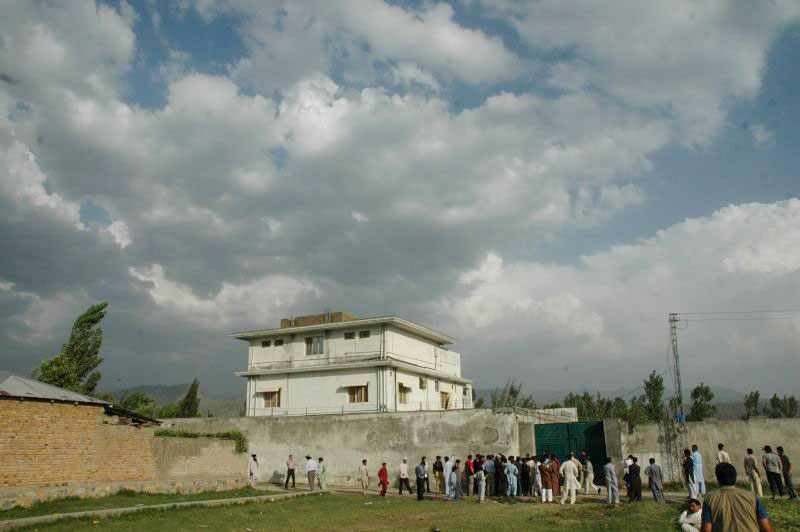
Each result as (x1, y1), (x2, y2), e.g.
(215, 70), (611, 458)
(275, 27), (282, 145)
(247, 442), (794, 531)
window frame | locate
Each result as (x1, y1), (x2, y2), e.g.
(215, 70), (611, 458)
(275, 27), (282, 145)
(358, 330), (371, 338)
(347, 385), (368, 403)
(305, 335), (324, 356)
(261, 340), (271, 348)
(274, 339), (284, 346)
(344, 331), (355, 340)
(262, 390), (280, 408)
(398, 383), (411, 404)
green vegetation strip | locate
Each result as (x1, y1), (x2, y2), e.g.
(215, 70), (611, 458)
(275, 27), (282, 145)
(0, 488), (266, 521)
(153, 429), (248, 453)
(9, 493), (799, 532)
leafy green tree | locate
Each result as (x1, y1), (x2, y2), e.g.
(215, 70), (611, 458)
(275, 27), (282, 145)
(473, 396), (485, 408)
(157, 402), (179, 419)
(175, 379), (201, 418)
(32, 302), (109, 395)
(119, 392), (158, 418)
(94, 391), (114, 403)
(742, 391), (760, 420)
(687, 382), (716, 421)
(765, 394), (798, 419)
(643, 370), (665, 422)
(625, 395), (648, 428)
(490, 380), (536, 409)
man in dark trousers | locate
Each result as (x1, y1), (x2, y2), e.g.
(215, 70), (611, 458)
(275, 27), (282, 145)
(628, 456), (642, 502)
(285, 454), (296, 489)
(777, 446), (797, 499)
(415, 457), (427, 500)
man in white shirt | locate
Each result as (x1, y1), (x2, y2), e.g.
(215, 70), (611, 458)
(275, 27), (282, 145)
(716, 443), (731, 464)
(249, 454), (260, 488)
(305, 455), (318, 491)
(399, 457), (412, 495)
(676, 498), (702, 531)
(443, 456), (453, 496)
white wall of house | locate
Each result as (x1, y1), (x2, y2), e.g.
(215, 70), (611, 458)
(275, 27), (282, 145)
(247, 368), (379, 416)
(384, 326), (461, 377)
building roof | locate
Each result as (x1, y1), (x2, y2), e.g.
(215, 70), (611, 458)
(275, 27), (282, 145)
(230, 316), (457, 345)
(0, 371), (109, 405)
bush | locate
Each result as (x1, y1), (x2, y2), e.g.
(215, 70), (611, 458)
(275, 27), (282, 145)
(154, 429), (248, 453)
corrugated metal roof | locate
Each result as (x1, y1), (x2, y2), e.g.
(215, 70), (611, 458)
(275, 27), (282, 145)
(0, 371), (109, 405)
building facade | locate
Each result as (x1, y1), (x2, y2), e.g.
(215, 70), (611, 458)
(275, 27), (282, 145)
(232, 312), (473, 416)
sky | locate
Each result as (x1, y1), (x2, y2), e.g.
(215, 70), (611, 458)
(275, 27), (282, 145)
(1, 0), (799, 399)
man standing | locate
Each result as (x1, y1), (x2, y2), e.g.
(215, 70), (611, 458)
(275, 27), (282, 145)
(744, 448), (763, 497)
(644, 458), (665, 503)
(691, 445), (706, 495)
(604, 457), (619, 505)
(475, 461), (486, 503)
(249, 454), (260, 488)
(762, 445), (784, 499)
(305, 455), (318, 491)
(716, 443), (731, 464)
(285, 454), (296, 489)
(700, 463), (773, 532)
(623, 454), (634, 498)
(422, 456), (430, 493)
(317, 457), (327, 490)
(628, 457), (642, 502)
(399, 457), (412, 495)
(683, 449), (698, 499)
(539, 456), (555, 503)
(776, 446), (797, 499)
(415, 457), (427, 501)
(465, 454), (474, 496)
(504, 456), (519, 497)
(531, 455), (542, 498)
(445, 463), (462, 501)
(483, 455), (495, 497)
(433, 456), (444, 494)
(443, 456), (453, 497)
(559, 453), (580, 505)
(378, 462), (390, 497)
(359, 459), (370, 495)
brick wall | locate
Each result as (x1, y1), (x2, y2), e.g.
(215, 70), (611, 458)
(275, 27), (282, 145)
(0, 399), (246, 491)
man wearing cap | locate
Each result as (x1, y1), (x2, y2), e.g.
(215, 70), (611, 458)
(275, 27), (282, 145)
(399, 457), (412, 495)
(305, 455), (318, 491)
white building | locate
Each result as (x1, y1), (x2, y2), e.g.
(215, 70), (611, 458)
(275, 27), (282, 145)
(233, 312), (472, 416)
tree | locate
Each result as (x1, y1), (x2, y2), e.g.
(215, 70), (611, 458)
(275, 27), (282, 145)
(742, 391), (760, 420)
(157, 402), (179, 419)
(473, 396), (485, 408)
(175, 379), (200, 418)
(687, 382), (716, 421)
(119, 392), (158, 418)
(765, 394), (798, 419)
(489, 380), (536, 409)
(625, 395), (648, 429)
(32, 302), (108, 395)
(643, 370), (665, 422)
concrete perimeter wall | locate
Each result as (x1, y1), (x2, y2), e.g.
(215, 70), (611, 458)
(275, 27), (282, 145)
(0, 399), (247, 509)
(165, 409), (522, 486)
(613, 418), (800, 485)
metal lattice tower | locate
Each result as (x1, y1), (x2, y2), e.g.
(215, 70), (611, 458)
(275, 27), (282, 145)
(668, 313), (685, 427)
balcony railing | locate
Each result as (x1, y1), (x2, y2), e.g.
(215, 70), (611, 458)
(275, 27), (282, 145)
(249, 399), (473, 417)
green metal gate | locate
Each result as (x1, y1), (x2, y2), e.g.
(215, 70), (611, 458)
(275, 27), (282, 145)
(535, 421), (607, 463)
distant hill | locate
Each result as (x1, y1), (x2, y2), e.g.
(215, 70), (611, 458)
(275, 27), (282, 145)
(102, 383), (244, 418)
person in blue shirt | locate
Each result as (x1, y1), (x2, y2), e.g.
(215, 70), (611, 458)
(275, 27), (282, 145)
(692, 445), (706, 495)
(701, 463), (773, 532)
(504, 456), (519, 496)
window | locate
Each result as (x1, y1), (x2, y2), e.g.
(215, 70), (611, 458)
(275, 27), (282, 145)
(263, 391), (280, 407)
(440, 392), (451, 409)
(359, 330), (370, 338)
(419, 377), (427, 389)
(274, 339), (284, 346)
(305, 336), (324, 355)
(261, 340), (271, 348)
(463, 386), (469, 396)
(344, 332), (355, 340)
(399, 384), (411, 404)
(435, 380), (439, 392)
(347, 386), (368, 403)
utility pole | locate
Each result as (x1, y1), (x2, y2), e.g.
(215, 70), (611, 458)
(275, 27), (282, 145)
(668, 313), (685, 427)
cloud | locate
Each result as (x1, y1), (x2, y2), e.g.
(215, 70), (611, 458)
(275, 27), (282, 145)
(750, 123), (775, 148)
(442, 200), (800, 393)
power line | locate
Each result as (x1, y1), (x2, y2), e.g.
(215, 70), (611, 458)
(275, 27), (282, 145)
(683, 316), (800, 322)
(677, 309), (800, 315)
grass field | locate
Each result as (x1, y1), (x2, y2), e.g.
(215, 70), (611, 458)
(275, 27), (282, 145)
(10, 492), (800, 531)
(0, 487), (267, 521)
